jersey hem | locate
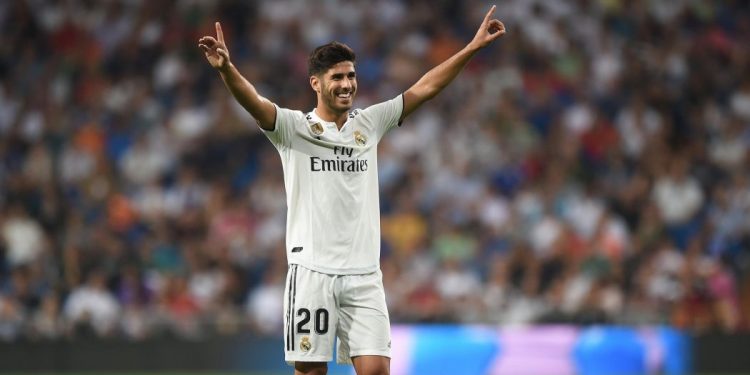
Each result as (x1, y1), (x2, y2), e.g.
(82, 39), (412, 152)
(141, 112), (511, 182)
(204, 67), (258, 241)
(285, 356), (332, 366)
(337, 350), (392, 365)
(288, 262), (379, 275)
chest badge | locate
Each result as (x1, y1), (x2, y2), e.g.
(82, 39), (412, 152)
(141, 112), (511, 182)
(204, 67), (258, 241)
(310, 122), (324, 136)
(300, 336), (312, 352)
(354, 130), (367, 146)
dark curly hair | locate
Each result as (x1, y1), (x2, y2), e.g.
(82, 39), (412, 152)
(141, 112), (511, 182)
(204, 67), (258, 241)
(308, 41), (356, 76)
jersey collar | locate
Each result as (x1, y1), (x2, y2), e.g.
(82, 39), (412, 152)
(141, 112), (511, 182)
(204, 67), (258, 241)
(309, 109), (351, 132)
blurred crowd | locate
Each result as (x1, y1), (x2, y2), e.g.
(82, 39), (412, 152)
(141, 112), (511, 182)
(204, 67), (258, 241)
(1, 0), (750, 341)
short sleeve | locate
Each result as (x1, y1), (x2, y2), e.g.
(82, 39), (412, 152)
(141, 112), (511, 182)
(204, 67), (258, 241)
(261, 105), (304, 149)
(361, 94), (404, 140)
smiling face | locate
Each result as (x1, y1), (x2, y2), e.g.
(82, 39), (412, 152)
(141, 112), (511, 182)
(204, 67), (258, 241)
(311, 61), (357, 116)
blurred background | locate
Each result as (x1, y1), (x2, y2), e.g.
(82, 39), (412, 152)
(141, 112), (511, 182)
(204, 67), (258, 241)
(0, 0), (749, 374)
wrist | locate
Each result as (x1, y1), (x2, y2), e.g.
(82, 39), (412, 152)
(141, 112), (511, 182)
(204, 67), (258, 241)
(218, 61), (233, 74)
(466, 40), (482, 53)
(465, 42), (482, 55)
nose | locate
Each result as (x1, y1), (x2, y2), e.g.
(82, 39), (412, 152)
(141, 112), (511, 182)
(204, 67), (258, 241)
(341, 78), (354, 92)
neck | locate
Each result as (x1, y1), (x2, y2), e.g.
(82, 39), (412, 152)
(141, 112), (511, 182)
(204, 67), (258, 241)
(315, 104), (348, 129)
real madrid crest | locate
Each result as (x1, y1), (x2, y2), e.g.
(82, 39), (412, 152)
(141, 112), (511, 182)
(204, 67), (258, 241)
(310, 122), (324, 136)
(300, 336), (312, 352)
(354, 130), (367, 146)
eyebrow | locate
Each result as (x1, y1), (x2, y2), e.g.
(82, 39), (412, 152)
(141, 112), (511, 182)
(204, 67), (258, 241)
(330, 71), (356, 79)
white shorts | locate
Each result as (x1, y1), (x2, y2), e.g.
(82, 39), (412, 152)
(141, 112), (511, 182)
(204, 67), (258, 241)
(283, 264), (391, 365)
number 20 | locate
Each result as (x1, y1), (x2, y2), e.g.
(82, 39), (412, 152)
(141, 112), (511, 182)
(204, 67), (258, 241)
(296, 308), (329, 334)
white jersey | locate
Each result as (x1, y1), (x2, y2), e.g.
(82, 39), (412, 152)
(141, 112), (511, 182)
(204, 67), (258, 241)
(262, 95), (403, 275)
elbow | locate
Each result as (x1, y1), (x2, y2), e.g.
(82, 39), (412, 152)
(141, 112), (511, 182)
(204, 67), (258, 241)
(250, 110), (276, 131)
(422, 80), (449, 100)
(425, 88), (441, 101)
(410, 85), (440, 103)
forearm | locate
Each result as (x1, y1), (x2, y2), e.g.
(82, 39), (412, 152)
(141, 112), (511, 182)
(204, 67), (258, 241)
(218, 63), (275, 129)
(413, 44), (481, 100)
(400, 6), (504, 122)
(401, 43), (482, 120)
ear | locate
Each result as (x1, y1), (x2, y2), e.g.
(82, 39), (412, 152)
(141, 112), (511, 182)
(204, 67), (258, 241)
(310, 75), (320, 93)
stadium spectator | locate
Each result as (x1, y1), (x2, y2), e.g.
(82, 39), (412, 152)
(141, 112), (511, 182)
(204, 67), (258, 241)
(0, 0), (748, 339)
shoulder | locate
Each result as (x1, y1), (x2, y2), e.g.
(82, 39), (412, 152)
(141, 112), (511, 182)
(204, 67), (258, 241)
(360, 95), (403, 117)
(271, 106), (308, 132)
(358, 95), (404, 131)
(363, 94), (403, 111)
(277, 106), (307, 122)
(262, 106), (308, 147)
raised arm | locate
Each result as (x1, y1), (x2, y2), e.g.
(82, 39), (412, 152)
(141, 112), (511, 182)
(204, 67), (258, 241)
(400, 5), (506, 122)
(198, 22), (277, 130)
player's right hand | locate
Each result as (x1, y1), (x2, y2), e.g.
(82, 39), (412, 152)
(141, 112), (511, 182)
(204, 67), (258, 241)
(198, 22), (230, 71)
(469, 5), (506, 50)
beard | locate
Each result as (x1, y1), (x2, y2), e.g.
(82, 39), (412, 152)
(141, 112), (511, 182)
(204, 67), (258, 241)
(321, 82), (355, 114)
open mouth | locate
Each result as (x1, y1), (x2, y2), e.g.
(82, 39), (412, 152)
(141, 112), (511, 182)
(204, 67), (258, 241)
(336, 92), (352, 100)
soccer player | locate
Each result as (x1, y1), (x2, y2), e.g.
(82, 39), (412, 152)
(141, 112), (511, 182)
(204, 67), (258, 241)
(198, 6), (505, 375)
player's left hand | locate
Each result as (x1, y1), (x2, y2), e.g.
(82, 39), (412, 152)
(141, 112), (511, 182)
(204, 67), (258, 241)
(469, 5), (506, 49)
(198, 22), (231, 71)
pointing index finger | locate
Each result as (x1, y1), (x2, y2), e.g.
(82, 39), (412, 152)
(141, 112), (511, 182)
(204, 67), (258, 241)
(215, 22), (224, 44)
(484, 5), (497, 23)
